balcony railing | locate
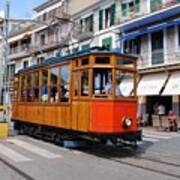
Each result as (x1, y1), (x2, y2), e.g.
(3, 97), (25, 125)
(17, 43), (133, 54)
(138, 49), (180, 69)
(72, 23), (94, 41)
(33, 40), (64, 53)
(9, 45), (31, 59)
(120, 0), (179, 25)
(152, 49), (164, 65)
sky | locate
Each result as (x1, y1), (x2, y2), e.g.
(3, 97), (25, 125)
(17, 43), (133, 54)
(0, 0), (46, 18)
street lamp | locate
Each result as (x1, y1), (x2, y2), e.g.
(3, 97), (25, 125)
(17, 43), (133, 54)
(1, 0), (11, 124)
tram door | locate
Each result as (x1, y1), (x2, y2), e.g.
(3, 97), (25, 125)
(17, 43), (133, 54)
(71, 70), (90, 132)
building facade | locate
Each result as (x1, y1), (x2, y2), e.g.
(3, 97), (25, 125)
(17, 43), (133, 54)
(6, 0), (180, 120)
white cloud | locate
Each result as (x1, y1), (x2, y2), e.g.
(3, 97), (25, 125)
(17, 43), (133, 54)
(0, 10), (4, 18)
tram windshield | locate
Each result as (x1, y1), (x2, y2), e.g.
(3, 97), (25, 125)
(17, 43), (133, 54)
(115, 71), (135, 97)
(93, 68), (112, 95)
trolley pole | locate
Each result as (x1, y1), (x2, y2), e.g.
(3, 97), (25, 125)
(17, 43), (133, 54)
(2, 0), (11, 124)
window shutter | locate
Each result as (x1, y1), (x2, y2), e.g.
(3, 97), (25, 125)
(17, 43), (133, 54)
(81, 44), (90, 50)
(110, 4), (116, 26)
(80, 19), (83, 32)
(102, 37), (112, 50)
(121, 3), (127, 17)
(150, 0), (162, 12)
(90, 14), (94, 32)
(99, 10), (103, 30)
(135, 0), (140, 12)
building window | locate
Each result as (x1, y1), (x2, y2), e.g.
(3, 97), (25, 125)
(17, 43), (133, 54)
(42, 13), (47, 21)
(150, 0), (162, 12)
(151, 30), (164, 65)
(99, 10), (103, 30)
(102, 36), (112, 50)
(10, 42), (18, 54)
(40, 34), (46, 46)
(81, 44), (90, 50)
(21, 37), (31, 51)
(84, 15), (94, 32)
(121, 0), (140, 17)
(123, 37), (141, 55)
(37, 57), (45, 64)
(105, 4), (116, 28)
(23, 61), (29, 69)
(8, 64), (16, 79)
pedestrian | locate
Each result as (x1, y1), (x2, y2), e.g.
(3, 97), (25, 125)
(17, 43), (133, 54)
(157, 104), (165, 129)
(168, 110), (177, 132)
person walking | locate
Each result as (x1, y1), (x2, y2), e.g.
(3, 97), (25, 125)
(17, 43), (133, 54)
(157, 104), (165, 129)
(168, 110), (177, 132)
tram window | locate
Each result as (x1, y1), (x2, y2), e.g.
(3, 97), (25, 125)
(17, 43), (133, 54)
(95, 57), (110, 64)
(115, 71), (134, 97)
(74, 72), (78, 97)
(21, 76), (27, 101)
(41, 70), (48, 102)
(50, 68), (58, 103)
(81, 58), (89, 66)
(12, 77), (19, 102)
(81, 71), (89, 96)
(26, 74), (33, 102)
(74, 60), (79, 67)
(93, 68), (112, 96)
(33, 72), (39, 101)
(60, 65), (70, 102)
(117, 57), (134, 68)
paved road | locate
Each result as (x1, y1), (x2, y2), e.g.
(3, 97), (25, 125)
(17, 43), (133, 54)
(0, 129), (180, 180)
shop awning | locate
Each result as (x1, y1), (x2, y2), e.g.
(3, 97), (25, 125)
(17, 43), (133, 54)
(137, 73), (168, 96)
(120, 18), (180, 41)
(163, 71), (180, 95)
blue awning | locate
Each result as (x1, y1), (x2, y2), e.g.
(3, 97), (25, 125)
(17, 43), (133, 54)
(120, 5), (180, 32)
(120, 18), (180, 41)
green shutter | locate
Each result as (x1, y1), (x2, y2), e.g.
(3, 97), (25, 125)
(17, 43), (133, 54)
(99, 10), (103, 30)
(102, 37), (112, 50)
(121, 3), (127, 17)
(110, 4), (116, 26)
(80, 19), (83, 32)
(150, 0), (162, 12)
(135, 0), (140, 12)
(90, 15), (94, 32)
(81, 44), (90, 50)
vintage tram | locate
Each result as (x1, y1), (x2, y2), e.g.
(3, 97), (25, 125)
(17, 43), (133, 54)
(12, 47), (141, 145)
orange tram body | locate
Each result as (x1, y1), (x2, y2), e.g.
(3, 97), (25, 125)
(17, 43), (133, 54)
(12, 47), (141, 145)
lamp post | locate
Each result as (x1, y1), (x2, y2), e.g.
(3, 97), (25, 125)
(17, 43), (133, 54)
(2, 0), (11, 124)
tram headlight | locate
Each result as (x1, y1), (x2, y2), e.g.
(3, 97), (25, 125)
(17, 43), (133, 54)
(123, 117), (132, 128)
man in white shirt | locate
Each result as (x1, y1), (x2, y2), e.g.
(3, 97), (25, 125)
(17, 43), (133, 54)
(158, 104), (165, 128)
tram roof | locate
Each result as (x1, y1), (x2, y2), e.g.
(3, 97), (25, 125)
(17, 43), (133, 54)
(18, 47), (137, 73)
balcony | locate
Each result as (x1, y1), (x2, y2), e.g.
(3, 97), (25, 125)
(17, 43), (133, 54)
(152, 49), (164, 65)
(138, 49), (180, 70)
(72, 24), (94, 41)
(32, 40), (65, 54)
(8, 45), (31, 60)
(151, 0), (180, 12)
(121, 3), (144, 23)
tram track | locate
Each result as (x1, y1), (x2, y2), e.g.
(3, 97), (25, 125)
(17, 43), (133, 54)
(0, 157), (34, 180)
(83, 144), (180, 179)
(110, 157), (180, 179)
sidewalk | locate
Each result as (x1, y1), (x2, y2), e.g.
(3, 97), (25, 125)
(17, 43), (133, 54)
(140, 126), (179, 133)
